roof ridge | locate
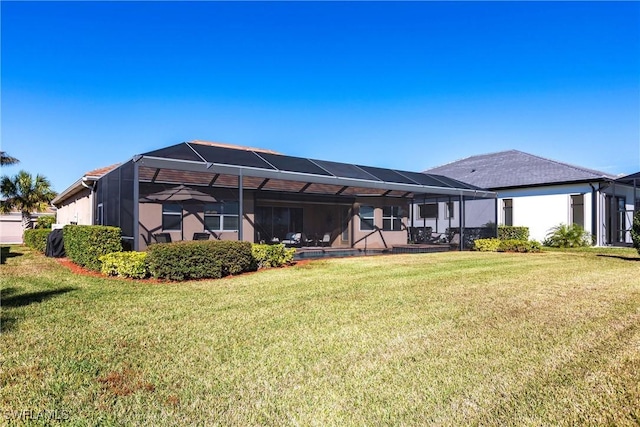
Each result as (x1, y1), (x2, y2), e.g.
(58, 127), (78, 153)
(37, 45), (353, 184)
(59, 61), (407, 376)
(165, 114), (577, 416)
(514, 150), (614, 179)
(189, 140), (281, 155)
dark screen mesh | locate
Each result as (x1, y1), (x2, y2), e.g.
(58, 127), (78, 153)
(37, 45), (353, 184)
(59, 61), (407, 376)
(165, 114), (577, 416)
(119, 161), (134, 239)
(356, 165), (417, 184)
(143, 143), (203, 162)
(312, 160), (380, 181)
(257, 153), (332, 176)
(190, 144), (275, 169)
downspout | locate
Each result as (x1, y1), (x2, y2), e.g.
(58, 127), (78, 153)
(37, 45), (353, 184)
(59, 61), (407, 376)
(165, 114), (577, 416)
(588, 183), (598, 246)
(80, 177), (95, 225)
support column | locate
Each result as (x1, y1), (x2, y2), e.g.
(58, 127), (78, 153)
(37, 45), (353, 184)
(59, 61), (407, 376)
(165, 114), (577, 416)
(238, 170), (244, 241)
(133, 161), (140, 251)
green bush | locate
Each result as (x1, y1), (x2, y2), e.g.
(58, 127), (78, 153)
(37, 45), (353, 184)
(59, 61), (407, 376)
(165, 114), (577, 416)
(251, 244), (296, 269)
(23, 229), (51, 252)
(35, 215), (56, 229)
(99, 251), (149, 279)
(543, 223), (591, 248)
(497, 239), (541, 253)
(632, 210), (640, 255)
(472, 238), (501, 252)
(63, 225), (122, 271)
(498, 226), (529, 240)
(146, 240), (254, 281)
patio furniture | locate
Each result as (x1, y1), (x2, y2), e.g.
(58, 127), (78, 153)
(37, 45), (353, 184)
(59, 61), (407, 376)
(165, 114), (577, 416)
(193, 232), (210, 240)
(281, 232), (306, 247)
(321, 233), (331, 247)
(154, 233), (172, 243)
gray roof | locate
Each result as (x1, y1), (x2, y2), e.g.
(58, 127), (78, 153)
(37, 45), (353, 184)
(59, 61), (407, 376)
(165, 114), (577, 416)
(424, 150), (616, 190)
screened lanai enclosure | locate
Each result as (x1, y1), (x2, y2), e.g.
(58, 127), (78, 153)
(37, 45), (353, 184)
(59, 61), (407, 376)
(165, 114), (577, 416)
(92, 141), (497, 252)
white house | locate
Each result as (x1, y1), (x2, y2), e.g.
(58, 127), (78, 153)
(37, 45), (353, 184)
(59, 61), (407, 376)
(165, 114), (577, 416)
(423, 150), (639, 246)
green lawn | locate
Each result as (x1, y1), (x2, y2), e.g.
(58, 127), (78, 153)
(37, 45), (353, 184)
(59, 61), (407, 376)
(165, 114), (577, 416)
(1, 246), (639, 426)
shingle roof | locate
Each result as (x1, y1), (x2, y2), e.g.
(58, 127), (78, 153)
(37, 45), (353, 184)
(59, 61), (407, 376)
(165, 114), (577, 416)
(85, 164), (120, 178)
(424, 150), (616, 189)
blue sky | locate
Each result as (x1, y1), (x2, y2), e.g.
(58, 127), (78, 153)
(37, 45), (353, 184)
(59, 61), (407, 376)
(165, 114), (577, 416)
(2, 1), (639, 192)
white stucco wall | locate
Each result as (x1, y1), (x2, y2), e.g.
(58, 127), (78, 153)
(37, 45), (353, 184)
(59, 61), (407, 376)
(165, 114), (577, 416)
(498, 184), (594, 242)
(55, 188), (93, 226)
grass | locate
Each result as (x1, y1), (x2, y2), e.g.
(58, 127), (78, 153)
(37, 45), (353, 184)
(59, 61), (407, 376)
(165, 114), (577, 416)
(1, 245), (639, 426)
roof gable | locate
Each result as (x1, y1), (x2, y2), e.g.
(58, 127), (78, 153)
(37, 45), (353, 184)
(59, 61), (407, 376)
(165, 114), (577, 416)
(424, 150), (615, 189)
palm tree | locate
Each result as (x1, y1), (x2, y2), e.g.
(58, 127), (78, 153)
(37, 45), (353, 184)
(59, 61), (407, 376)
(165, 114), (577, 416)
(0, 170), (57, 231)
(0, 152), (20, 166)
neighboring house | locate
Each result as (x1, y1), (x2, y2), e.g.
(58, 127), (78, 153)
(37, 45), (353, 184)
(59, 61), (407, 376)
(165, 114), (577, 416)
(53, 140), (497, 251)
(52, 164), (120, 227)
(423, 150), (639, 246)
(0, 208), (56, 244)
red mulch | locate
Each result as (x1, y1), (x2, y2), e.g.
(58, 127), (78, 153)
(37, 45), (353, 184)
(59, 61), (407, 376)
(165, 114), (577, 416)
(56, 257), (311, 284)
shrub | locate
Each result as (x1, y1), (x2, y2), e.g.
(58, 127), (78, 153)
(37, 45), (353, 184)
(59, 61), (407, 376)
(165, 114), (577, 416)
(498, 226), (529, 241)
(632, 210), (640, 255)
(23, 229), (51, 252)
(35, 215), (56, 229)
(472, 238), (501, 252)
(498, 239), (542, 253)
(99, 251), (149, 279)
(146, 240), (254, 281)
(252, 244), (296, 269)
(63, 225), (122, 271)
(543, 223), (591, 248)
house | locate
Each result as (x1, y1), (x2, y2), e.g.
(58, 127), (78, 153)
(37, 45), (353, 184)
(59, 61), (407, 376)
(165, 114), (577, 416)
(52, 164), (120, 226)
(53, 141), (497, 252)
(0, 208), (56, 244)
(423, 150), (639, 246)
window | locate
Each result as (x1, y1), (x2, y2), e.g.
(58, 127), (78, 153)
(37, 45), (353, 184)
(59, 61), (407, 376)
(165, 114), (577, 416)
(382, 206), (402, 231)
(503, 199), (513, 226)
(162, 203), (182, 231)
(570, 194), (584, 227)
(360, 205), (375, 231)
(96, 203), (104, 225)
(419, 203), (438, 219)
(205, 201), (239, 231)
(445, 202), (455, 219)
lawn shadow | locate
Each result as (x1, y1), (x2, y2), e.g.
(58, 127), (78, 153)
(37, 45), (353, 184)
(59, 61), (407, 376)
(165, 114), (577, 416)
(1, 287), (77, 332)
(596, 254), (640, 262)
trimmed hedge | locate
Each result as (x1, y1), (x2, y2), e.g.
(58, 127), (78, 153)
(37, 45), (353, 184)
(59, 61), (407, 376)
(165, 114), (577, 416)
(472, 238), (501, 252)
(35, 215), (56, 229)
(498, 239), (541, 253)
(146, 240), (254, 281)
(252, 244), (296, 269)
(63, 225), (122, 271)
(100, 251), (149, 279)
(23, 229), (51, 252)
(473, 237), (541, 253)
(498, 226), (529, 241)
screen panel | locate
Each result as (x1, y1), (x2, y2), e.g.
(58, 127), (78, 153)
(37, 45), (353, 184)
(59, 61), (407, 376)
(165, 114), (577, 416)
(143, 143), (203, 162)
(312, 159), (380, 181)
(356, 165), (417, 184)
(258, 153), (333, 176)
(191, 144), (275, 169)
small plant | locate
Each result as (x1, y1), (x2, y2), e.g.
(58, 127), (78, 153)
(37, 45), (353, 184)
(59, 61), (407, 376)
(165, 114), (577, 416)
(632, 210), (640, 255)
(543, 223), (591, 248)
(251, 243), (296, 269)
(99, 252), (149, 279)
(498, 239), (541, 253)
(35, 215), (56, 229)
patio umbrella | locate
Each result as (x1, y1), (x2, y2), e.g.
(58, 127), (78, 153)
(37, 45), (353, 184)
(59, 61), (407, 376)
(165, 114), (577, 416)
(140, 185), (217, 241)
(139, 185), (217, 203)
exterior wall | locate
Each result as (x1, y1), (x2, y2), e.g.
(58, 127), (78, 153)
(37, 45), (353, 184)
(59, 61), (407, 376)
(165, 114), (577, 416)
(0, 212), (57, 244)
(352, 197), (409, 249)
(0, 213), (25, 244)
(55, 188), (93, 226)
(497, 183), (595, 243)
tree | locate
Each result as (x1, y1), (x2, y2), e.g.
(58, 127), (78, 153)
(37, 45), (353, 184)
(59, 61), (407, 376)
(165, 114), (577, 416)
(0, 152), (20, 166)
(0, 170), (57, 231)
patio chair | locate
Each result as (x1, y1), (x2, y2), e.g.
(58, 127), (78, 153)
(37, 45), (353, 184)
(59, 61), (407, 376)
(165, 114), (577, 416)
(321, 232), (331, 247)
(154, 233), (172, 244)
(193, 232), (210, 240)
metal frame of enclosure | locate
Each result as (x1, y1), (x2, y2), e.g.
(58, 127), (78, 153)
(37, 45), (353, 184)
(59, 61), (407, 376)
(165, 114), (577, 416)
(92, 141), (498, 251)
